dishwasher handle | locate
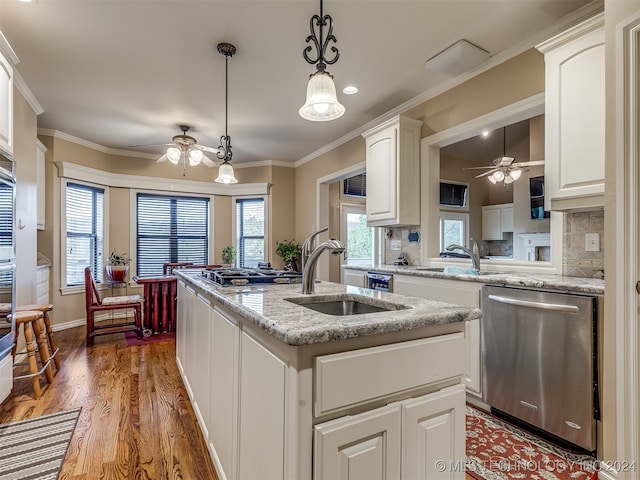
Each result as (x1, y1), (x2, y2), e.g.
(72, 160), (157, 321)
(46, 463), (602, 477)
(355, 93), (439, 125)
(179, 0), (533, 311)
(487, 294), (580, 314)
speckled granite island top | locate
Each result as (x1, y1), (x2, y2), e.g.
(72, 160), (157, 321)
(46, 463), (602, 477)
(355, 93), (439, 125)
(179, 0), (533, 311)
(343, 264), (604, 295)
(176, 270), (480, 346)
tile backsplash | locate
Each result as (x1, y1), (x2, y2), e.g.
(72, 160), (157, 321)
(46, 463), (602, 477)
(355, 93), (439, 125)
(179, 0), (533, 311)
(383, 209), (605, 278)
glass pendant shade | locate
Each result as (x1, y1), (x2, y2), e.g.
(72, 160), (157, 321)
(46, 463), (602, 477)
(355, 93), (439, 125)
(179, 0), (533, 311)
(504, 173), (514, 184)
(299, 71), (345, 121)
(215, 162), (238, 184)
(510, 168), (522, 181)
(189, 149), (203, 166)
(166, 147), (181, 165)
(488, 174), (497, 184)
(491, 170), (505, 182)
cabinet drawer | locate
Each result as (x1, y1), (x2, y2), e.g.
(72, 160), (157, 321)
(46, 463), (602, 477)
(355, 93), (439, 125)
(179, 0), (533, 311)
(314, 333), (465, 416)
(36, 267), (49, 284)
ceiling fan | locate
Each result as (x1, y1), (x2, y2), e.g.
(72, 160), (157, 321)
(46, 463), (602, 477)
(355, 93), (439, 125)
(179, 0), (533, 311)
(464, 126), (544, 184)
(132, 125), (220, 171)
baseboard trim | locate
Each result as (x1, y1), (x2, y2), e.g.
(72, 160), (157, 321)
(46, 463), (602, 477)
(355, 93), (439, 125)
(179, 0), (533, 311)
(52, 318), (86, 332)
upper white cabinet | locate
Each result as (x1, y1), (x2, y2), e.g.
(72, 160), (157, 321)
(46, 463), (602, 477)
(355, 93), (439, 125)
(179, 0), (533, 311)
(362, 115), (422, 227)
(0, 45), (14, 156)
(481, 203), (513, 240)
(536, 14), (604, 211)
(37, 141), (46, 230)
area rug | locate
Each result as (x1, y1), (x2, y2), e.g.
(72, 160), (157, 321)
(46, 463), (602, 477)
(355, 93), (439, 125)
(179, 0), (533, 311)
(466, 406), (598, 480)
(0, 408), (80, 480)
(124, 331), (175, 346)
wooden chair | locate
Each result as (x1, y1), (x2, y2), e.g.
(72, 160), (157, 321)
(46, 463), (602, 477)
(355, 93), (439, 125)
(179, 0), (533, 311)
(85, 267), (143, 347)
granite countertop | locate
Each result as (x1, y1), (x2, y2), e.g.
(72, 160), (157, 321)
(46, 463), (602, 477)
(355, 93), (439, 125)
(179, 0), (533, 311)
(176, 270), (480, 346)
(343, 264), (605, 295)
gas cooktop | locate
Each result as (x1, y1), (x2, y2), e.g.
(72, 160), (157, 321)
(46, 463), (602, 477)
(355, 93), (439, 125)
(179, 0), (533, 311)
(202, 267), (302, 286)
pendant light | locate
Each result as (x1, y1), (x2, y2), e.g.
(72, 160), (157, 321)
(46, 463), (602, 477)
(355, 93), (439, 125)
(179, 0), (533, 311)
(299, 0), (345, 121)
(215, 42), (238, 184)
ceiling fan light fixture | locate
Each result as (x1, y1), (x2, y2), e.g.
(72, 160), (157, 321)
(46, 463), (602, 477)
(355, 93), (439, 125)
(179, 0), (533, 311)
(299, 70), (345, 121)
(166, 146), (181, 165)
(215, 162), (238, 184)
(188, 149), (203, 166)
(504, 173), (515, 185)
(488, 174), (497, 184)
(491, 170), (505, 182)
(510, 168), (522, 181)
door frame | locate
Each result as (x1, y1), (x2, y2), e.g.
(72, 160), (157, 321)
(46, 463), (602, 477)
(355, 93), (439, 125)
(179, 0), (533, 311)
(616, 11), (640, 480)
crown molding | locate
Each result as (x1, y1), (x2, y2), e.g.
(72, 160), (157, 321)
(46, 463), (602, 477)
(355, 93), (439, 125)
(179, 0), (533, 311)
(13, 70), (44, 115)
(54, 161), (270, 197)
(293, 0), (604, 168)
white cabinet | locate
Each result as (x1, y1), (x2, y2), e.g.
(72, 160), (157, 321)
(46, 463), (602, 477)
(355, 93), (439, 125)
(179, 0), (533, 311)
(0, 47), (13, 156)
(192, 295), (213, 439)
(362, 116), (422, 227)
(342, 268), (365, 287)
(393, 274), (483, 397)
(36, 265), (49, 304)
(175, 280), (194, 378)
(536, 14), (604, 211)
(314, 384), (465, 480)
(481, 203), (513, 240)
(36, 141), (46, 230)
(314, 403), (402, 480)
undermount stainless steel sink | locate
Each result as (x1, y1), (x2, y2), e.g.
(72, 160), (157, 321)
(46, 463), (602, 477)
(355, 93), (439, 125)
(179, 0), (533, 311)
(285, 294), (408, 316)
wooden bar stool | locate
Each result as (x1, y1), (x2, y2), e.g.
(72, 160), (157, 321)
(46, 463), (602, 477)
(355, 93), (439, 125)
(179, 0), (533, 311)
(16, 304), (60, 373)
(12, 310), (54, 399)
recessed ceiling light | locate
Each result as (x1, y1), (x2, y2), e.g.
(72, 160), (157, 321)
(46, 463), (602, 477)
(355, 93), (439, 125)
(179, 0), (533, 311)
(482, 130), (490, 137)
(343, 85), (358, 95)
(17, 0), (34, 3)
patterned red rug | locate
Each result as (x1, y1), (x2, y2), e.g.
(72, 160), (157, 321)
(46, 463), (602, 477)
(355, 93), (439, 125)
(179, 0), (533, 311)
(124, 331), (176, 346)
(466, 406), (598, 480)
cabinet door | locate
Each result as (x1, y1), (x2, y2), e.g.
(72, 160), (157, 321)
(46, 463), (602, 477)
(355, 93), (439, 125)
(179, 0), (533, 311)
(402, 384), (466, 480)
(481, 207), (502, 240)
(539, 18), (604, 210)
(314, 403), (401, 480)
(176, 282), (196, 397)
(365, 126), (397, 224)
(465, 318), (482, 396)
(175, 281), (189, 375)
(501, 206), (514, 233)
(342, 269), (365, 287)
(193, 295), (213, 439)
(209, 308), (239, 480)
(0, 51), (13, 155)
(238, 331), (287, 480)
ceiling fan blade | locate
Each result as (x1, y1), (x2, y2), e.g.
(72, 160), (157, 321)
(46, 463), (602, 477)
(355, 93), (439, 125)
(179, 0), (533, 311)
(476, 168), (500, 178)
(198, 145), (222, 154)
(130, 143), (173, 149)
(156, 154), (169, 163)
(515, 160), (545, 167)
(201, 154), (216, 168)
(464, 165), (500, 170)
(495, 156), (515, 166)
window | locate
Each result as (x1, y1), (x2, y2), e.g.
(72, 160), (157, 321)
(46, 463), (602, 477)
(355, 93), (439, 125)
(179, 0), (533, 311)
(136, 193), (209, 276)
(439, 212), (469, 252)
(343, 173), (366, 197)
(440, 181), (468, 209)
(66, 183), (104, 286)
(341, 204), (377, 266)
(235, 198), (265, 268)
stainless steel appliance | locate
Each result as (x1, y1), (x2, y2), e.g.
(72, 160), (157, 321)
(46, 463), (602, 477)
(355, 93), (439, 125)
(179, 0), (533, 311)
(482, 285), (599, 452)
(366, 272), (393, 292)
(0, 152), (16, 403)
(202, 267), (302, 286)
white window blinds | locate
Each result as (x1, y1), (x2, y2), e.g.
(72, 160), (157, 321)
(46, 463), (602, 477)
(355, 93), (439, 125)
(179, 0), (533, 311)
(235, 198), (265, 268)
(136, 193), (209, 276)
(66, 183), (104, 285)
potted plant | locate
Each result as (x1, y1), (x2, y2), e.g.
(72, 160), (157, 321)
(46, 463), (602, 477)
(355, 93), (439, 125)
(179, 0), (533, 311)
(221, 246), (237, 267)
(275, 240), (302, 272)
(106, 249), (131, 282)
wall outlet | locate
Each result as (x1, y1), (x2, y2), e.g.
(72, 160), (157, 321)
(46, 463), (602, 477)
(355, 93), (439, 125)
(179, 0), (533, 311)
(391, 239), (402, 251)
(585, 233), (600, 252)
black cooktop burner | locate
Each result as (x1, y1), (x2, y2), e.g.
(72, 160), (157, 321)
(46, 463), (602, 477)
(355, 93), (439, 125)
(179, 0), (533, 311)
(202, 267), (302, 286)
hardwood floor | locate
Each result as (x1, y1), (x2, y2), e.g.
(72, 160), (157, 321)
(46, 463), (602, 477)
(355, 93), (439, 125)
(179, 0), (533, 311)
(0, 326), (218, 480)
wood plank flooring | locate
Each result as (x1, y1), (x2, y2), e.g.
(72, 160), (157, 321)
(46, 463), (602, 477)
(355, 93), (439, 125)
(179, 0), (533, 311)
(1, 325), (476, 480)
(0, 326), (218, 480)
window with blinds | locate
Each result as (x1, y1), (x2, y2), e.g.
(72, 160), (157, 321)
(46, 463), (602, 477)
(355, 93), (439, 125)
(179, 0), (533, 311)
(136, 193), (209, 277)
(235, 198), (265, 268)
(343, 173), (366, 197)
(66, 183), (104, 286)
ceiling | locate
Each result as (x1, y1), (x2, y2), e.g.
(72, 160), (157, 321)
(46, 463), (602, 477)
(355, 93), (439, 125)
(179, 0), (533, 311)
(0, 0), (597, 166)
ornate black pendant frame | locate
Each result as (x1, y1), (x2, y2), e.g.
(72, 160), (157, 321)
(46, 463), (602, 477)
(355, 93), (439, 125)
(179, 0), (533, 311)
(303, 0), (339, 74)
(217, 42), (236, 165)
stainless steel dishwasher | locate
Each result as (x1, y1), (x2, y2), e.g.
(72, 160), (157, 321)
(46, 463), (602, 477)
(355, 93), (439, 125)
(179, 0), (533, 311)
(482, 285), (600, 452)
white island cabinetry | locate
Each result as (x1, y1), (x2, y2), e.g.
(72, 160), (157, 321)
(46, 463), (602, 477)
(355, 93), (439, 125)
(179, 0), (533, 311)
(176, 276), (470, 480)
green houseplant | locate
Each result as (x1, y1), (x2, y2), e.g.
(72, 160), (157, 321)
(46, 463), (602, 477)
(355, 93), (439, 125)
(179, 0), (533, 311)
(106, 249), (131, 282)
(275, 240), (302, 272)
(221, 246), (237, 267)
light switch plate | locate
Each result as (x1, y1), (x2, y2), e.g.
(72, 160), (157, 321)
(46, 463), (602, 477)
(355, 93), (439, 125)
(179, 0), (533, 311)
(391, 239), (402, 251)
(585, 233), (600, 252)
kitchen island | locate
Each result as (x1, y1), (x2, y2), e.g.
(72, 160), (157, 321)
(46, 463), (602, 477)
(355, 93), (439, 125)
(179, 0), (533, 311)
(175, 269), (481, 480)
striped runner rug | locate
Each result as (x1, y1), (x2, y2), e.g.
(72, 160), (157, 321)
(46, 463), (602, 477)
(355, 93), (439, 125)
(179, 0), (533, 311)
(0, 409), (80, 480)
